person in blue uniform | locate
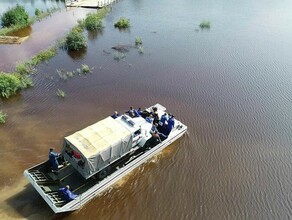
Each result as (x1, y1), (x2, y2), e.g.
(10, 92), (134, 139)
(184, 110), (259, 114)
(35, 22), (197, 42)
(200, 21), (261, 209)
(49, 147), (60, 172)
(166, 115), (175, 134)
(59, 185), (78, 201)
(126, 106), (135, 117)
(160, 113), (169, 126)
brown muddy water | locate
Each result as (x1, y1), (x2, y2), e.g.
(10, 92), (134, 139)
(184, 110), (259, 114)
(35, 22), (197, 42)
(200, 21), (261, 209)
(1, 0), (292, 219)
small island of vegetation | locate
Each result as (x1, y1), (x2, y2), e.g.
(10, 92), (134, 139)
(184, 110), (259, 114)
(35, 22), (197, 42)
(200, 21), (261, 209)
(114, 17), (130, 28)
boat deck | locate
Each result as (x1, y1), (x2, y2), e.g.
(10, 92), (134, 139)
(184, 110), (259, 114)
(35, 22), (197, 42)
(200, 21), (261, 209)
(24, 104), (187, 213)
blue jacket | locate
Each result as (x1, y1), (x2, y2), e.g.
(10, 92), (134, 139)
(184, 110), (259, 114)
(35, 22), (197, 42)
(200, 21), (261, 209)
(59, 187), (78, 201)
(49, 151), (59, 170)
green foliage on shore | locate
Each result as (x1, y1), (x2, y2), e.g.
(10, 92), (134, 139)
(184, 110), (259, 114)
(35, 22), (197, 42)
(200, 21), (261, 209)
(0, 111), (7, 124)
(1, 4), (29, 28)
(114, 17), (130, 28)
(0, 72), (32, 98)
(199, 21), (211, 29)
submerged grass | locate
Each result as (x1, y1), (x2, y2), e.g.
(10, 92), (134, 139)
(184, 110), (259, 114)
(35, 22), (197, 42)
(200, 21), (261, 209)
(56, 89), (66, 98)
(15, 47), (57, 75)
(82, 64), (90, 74)
(138, 46), (144, 54)
(199, 20), (211, 29)
(135, 36), (143, 45)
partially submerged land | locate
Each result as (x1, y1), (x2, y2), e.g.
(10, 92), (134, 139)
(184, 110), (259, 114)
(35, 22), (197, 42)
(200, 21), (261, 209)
(0, 6), (110, 123)
(0, 5), (62, 44)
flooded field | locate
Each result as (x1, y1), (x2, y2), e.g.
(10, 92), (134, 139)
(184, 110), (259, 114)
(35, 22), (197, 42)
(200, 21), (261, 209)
(1, 0), (292, 219)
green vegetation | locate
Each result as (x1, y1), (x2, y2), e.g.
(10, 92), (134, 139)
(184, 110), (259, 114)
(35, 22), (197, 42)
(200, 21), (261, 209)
(0, 6), (60, 36)
(65, 30), (87, 51)
(0, 72), (32, 98)
(35, 8), (41, 17)
(82, 64), (90, 74)
(73, 19), (85, 32)
(60, 8), (109, 51)
(199, 21), (211, 29)
(135, 36), (143, 45)
(85, 13), (103, 31)
(114, 17), (130, 28)
(30, 47), (57, 66)
(56, 89), (66, 98)
(1, 4), (29, 28)
(0, 45), (51, 98)
(0, 7), (110, 100)
(15, 47), (57, 75)
(0, 111), (7, 124)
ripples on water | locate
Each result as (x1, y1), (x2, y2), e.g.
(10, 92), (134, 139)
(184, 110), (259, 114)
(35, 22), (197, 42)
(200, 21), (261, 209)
(1, 0), (292, 219)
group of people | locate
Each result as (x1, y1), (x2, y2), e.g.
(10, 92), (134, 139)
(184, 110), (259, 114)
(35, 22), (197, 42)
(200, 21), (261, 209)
(111, 106), (176, 144)
(112, 107), (144, 119)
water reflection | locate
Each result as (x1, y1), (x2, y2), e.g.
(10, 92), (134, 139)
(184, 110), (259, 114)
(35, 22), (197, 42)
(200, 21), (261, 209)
(10, 26), (32, 37)
(67, 48), (87, 60)
(87, 29), (104, 41)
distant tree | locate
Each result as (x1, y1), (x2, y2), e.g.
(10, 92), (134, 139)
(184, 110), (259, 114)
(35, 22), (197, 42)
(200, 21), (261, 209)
(1, 4), (29, 28)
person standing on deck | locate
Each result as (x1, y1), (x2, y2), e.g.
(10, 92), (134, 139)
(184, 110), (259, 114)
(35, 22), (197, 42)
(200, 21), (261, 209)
(167, 115), (175, 134)
(49, 147), (60, 172)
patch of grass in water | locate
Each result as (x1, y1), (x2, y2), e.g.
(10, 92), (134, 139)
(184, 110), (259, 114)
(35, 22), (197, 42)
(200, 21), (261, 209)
(56, 89), (66, 98)
(135, 36), (143, 45)
(82, 64), (90, 74)
(114, 17), (130, 29)
(199, 21), (211, 29)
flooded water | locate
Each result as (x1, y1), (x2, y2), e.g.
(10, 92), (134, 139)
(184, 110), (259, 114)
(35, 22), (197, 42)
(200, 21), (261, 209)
(1, 0), (292, 219)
